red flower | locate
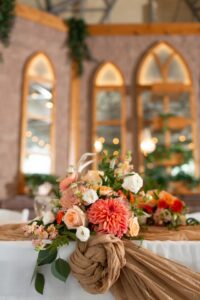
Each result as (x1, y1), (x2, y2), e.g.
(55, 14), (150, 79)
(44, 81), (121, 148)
(143, 205), (153, 214)
(56, 211), (65, 224)
(158, 199), (169, 209)
(171, 199), (184, 213)
(130, 193), (135, 205)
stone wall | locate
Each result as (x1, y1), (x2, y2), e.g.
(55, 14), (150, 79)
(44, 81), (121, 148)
(0, 17), (70, 200)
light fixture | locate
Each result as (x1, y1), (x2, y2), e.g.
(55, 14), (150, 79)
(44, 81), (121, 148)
(140, 129), (156, 155)
(94, 140), (103, 153)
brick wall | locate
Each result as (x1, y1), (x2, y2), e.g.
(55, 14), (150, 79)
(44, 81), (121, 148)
(1, 15), (200, 201)
(0, 17), (70, 200)
(79, 35), (200, 171)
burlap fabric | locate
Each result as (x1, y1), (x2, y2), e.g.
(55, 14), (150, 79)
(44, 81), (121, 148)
(0, 224), (200, 299)
(1, 224), (200, 241)
(70, 234), (200, 300)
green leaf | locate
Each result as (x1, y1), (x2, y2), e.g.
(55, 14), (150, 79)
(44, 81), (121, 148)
(31, 264), (38, 283)
(51, 258), (70, 282)
(35, 272), (45, 295)
(37, 247), (57, 266)
(50, 235), (69, 248)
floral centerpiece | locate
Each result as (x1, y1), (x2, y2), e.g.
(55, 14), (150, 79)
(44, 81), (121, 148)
(133, 190), (186, 228)
(24, 152), (143, 293)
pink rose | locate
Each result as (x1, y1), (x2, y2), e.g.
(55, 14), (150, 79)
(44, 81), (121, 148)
(59, 173), (77, 192)
(63, 206), (86, 229)
(60, 188), (80, 209)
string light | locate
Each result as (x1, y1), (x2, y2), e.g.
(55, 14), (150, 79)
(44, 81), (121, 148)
(179, 135), (186, 142)
(113, 151), (119, 156)
(113, 138), (119, 145)
(32, 136), (38, 142)
(46, 101), (53, 109)
(99, 137), (105, 143)
(152, 137), (158, 144)
(26, 131), (32, 138)
(38, 140), (45, 147)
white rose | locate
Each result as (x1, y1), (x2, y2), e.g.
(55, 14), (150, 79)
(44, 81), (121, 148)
(122, 173), (143, 194)
(76, 226), (90, 242)
(82, 189), (98, 205)
(42, 211), (55, 225)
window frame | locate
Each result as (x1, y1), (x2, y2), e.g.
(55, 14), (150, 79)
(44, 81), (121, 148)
(136, 42), (198, 178)
(19, 52), (56, 193)
(92, 62), (126, 157)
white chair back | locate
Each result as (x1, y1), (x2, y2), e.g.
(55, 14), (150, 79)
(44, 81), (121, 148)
(0, 209), (29, 225)
(186, 212), (200, 221)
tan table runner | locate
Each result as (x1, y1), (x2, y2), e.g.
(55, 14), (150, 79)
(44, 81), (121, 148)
(0, 223), (200, 241)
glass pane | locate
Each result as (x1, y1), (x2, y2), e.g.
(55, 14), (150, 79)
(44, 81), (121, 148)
(96, 125), (121, 153)
(96, 91), (121, 121)
(28, 54), (54, 80)
(139, 54), (163, 84)
(141, 91), (164, 121)
(169, 92), (191, 118)
(168, 55), (190, 84)
(95, 63), (123, 86)
(170, 126), (193, 144)
(154, 43), (173, 64)
(28, 81), (53, 118)
(23, 153), (51, 174)
(25, 119), (51, 154)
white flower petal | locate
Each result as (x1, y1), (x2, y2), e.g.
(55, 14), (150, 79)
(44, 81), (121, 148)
(82, 189), (98, 205)
(122, 173), (143, 194)
(42, 211), (55, 225)
(76, 226), (90, 242)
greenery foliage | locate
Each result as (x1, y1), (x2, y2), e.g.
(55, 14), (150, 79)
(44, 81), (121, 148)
(25, 174), (59, 197)
(143, 112), (200, 192)
(33, 231), (72, 294)
(0, 0), (16, 60)
(66, 17), (93, 76)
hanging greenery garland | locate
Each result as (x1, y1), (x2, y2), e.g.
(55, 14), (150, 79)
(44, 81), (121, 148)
(0, 0), (16, 60)
(66, 17), (93, 76)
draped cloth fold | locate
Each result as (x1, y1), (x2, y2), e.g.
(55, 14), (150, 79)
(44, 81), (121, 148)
(69, 235), (200, 300)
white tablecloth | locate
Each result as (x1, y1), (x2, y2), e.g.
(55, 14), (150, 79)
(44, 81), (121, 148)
(0, 240), (200, 300)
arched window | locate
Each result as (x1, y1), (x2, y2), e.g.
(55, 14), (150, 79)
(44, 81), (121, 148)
(20, 52), (55, 176)
(93, 62), (126, 155)
(137, 42), (197, 192)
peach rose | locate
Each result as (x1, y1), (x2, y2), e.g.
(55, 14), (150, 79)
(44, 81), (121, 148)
(128, 216), (140, 237)
(99, 186), (113, 196)
(82, 170), (102, 186)
(159, 191), (176, 206)
(63, 206), (86, 229)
